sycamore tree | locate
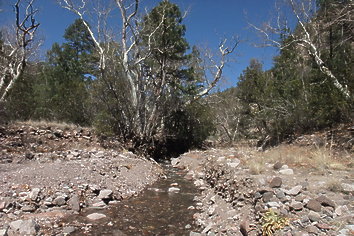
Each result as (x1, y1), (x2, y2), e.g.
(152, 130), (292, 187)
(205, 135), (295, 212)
(250, 0), (353, 99)
(58, 0), (238, 152)
(0, 0), (40, 102)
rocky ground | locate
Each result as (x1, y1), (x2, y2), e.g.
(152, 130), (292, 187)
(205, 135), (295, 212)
(172, 147), (354, 236)
(0, 122), (163, 235)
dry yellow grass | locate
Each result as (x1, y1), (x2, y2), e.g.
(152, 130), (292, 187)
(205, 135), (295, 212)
(244, 144), (352, 171)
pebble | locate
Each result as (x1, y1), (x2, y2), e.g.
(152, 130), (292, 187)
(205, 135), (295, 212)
(286, 185), (302, 196)
(279, 168), (294, 175)
(87, 213), (107, 220)
(97, 189), (113, 200)
(168, 187), (180, 192)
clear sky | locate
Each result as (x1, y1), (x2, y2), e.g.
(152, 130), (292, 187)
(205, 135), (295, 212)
(1, 0), (279, 88)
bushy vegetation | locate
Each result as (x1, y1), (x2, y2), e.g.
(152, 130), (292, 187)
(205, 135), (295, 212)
(210, 0), (353, 147)
(1, 0), (352, 155)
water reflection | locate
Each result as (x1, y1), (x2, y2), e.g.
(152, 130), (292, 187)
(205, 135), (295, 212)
(68, 165), (199, 235)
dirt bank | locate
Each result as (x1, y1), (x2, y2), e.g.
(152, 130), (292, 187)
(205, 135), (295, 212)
(0, 122), (163, 235)
(172, 146), (354, 235)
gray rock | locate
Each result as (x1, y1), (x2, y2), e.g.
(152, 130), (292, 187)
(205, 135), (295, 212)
(286, 185), (302, 196)
(335, 205), (349, 216)
(29, 188), (40, 201)
(275, 190), (286, 199)
(68, 194), (80, 212)
(62, 226), (76, 235)
(269, 177), (282, 188)
(168, 187), (180, 192)
(9, 219), (39, 235)
(308, 211), (321, 222)
(53, 196), (66, 206)
(305, 225), (319, 234)
(262, 192), (274, 202)
(0, 201), (6, 211)
(342, 183), (354, 192)
(97, 189), (113, 200)
(87, 213), (106, 220)
(92, 201), (107, 208)
(189, 232), (202, 236)
(290, 200), (303, 211)
(227, 159), (240, 168)
(21, 205), (36, 212)
(0, 228), (8, 236)
(267, 201), (281, 208)
(171, 158), (180, 167)
(306, 199), (322, 212)
(316, 195), (335, 208)
(279, 168), (294, 175)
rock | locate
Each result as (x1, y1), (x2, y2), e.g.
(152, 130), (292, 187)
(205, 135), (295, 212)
(316, 195), (335, 208)
(62, 226), (76, 235)
(305, 225), (319, 234)
(290, 200), (303, 211)
(279, 168), (294, 175)
(171, 158), (180, 167)
(87, 213), (107, 220)
(194, 179), (204, 187)
(9, 219), (39, 235)
(308, 211), (321, 222)
(262, 192), (274, 202)
(92, 201), (107, 208)
(267, 201), (281, 208)
(285, 185), (302, 196)
(0, 201), (6, 211)
(342, 183), (354, 192)
(0, 228), (8, 236)
(68, 194), (80, 212)
(306, 200), (322, 212)
(21, 205), (36, 212)
(168, 187), (180, 193)
(335, 205), (349, 216)
(227, 159), (240, 168)
(29, 188), (40, 201)
(269, 177), (282, 188)
(97, 189), (113, 200)
(53, 196), (66, 206)
(273, 162), (283, 170)
(189, 232), (202, 236)
(275, 190), (286, 199)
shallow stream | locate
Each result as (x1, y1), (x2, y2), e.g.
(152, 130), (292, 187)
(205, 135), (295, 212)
(68, 164), (200, 235)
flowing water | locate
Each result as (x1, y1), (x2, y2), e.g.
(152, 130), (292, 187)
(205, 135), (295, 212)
(68, 164), (200, 235)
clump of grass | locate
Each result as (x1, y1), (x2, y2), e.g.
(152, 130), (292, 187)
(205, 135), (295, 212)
(248, 157), (266, 175)
(326, 179), (344, 192)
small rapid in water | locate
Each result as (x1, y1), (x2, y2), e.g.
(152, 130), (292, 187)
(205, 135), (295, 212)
(68, 164), (200, 235)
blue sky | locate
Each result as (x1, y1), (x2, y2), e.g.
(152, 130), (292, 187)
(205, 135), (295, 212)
(1, 0), (279, 88)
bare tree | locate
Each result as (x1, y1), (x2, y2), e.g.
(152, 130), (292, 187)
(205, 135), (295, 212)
(0, 0), (40, 102)
(250, 0), (352, 99)
(58, 0), (238, 143)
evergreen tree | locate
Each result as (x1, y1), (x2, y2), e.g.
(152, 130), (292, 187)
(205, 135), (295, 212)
(35, 19), (96, 125)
